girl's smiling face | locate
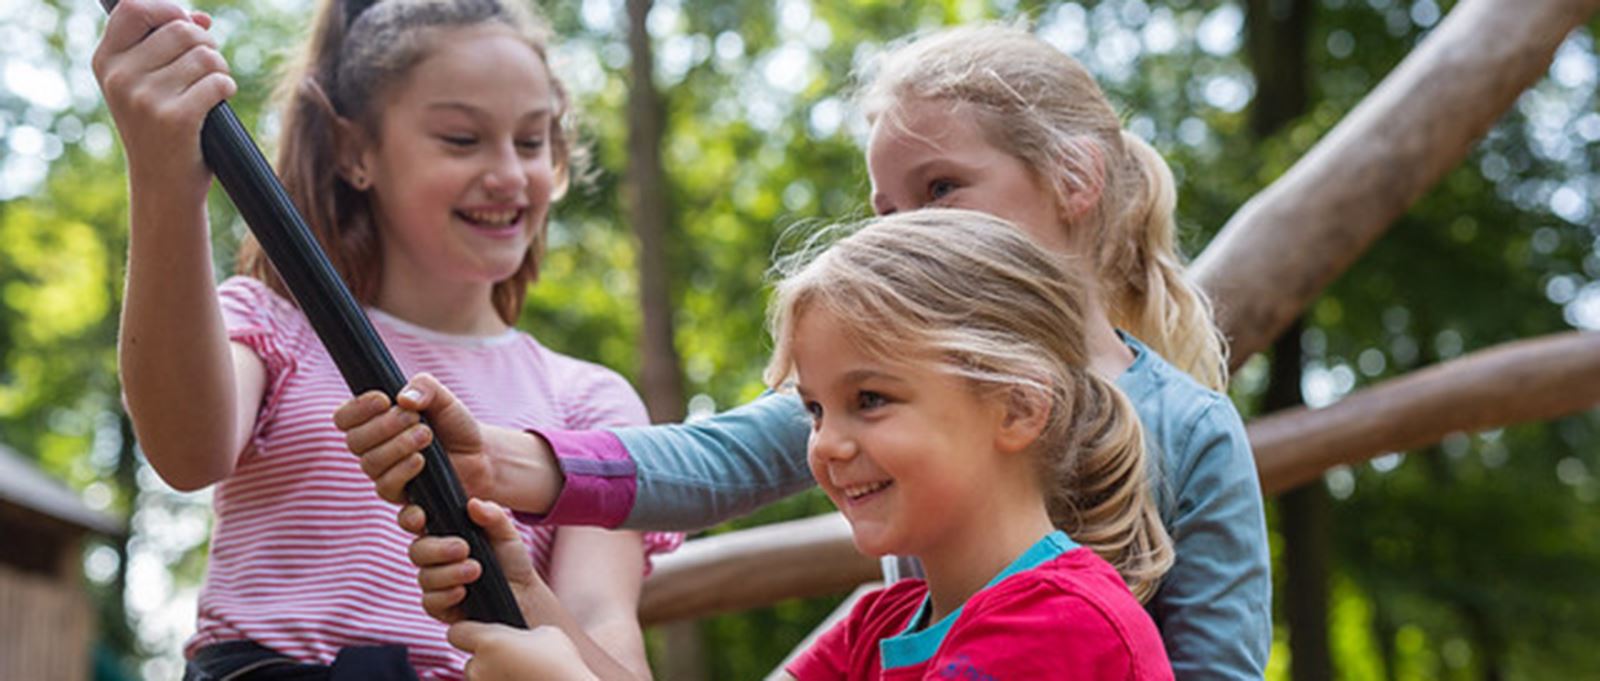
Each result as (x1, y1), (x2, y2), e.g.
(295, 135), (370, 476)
(356, 24), (556, 294)
(791, 307), (1014, 560)
(865, 97), (1076, 258)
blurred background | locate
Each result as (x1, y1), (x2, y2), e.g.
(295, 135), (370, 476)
(1, 0), (1598, 679)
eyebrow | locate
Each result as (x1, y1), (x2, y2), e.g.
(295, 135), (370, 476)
(843, 368), (905, 385)
(423, 101), (553, 122)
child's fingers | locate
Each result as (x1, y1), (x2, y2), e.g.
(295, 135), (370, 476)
(420, 587), (468, 623)
(98, 0), (192, 57)
(417, 559), (482, 592)
(332, 391), (391, 432)
(397, 504), (428, 535)
(409, 534), (471, 568)
(122, 19), (220, 80)
(369, 451), (426, 504)
(342, 405), (424, 458)
(188, 10), (212, 29)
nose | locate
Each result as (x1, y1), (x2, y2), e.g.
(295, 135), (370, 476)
(809, 417), (858, 463)
(481, 140), (528, 197)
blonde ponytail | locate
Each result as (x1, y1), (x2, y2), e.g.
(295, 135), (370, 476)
(1046, 370), (1173, 602)
(1105, 133), (1229, 391)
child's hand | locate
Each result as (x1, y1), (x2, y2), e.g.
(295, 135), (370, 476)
(448, 622), (599, 681)
(335, 373), (562, 512)
(336, 373), (492, 503)
(399, 498), (549, 625)
(92, 0), (235, 202)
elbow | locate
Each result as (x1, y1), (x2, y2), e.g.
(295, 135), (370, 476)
(145, 449), (232, 492)
(134, 428), (238, 492)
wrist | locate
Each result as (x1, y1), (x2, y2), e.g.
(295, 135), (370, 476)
(491, 428), (563, 514)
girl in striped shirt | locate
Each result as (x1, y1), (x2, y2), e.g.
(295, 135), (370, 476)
(94, 0), (676, 677)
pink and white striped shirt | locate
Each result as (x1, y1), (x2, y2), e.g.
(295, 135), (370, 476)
(186, 276), (680, 679)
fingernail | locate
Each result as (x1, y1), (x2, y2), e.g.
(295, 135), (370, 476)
(399, 388), (422, 403)
(412, 425), (430, 445)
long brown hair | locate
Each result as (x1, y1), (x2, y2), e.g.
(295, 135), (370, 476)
(765, 210), (1174, 601)
(238, 0), (576, 325)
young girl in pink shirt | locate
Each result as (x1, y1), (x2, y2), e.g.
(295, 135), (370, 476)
(384, 209), (1174, 680)
(94, 0), (675, 676)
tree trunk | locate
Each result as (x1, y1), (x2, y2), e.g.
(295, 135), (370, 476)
(625, 0), (687, 425)
(1244, 4), (1331, 678)
(1271, 323), (1334, 681)
(1196, 0), (1600, 369)
(625, 3), (699, 675)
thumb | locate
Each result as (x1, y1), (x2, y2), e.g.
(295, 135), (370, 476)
(399, 374), (480, 445)
(446, 620), (496, 654)
(467, 498), (522, 553)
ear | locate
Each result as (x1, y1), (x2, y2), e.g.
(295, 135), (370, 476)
(994, 386), (1051, 455)
(1053, 142), (1106, 225)
(334, 115), (374, 191)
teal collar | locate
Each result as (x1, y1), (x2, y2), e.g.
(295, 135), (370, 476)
(879, 531), (1079, 670)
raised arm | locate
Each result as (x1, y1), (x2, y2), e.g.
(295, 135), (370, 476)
(96, 0), (258, 490)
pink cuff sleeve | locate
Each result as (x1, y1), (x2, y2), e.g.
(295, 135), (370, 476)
(512, 429), (637, 529)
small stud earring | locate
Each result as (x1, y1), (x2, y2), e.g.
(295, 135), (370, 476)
(349, 171), (369, 189)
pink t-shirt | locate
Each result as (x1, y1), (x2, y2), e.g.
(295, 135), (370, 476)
(788, 538), (1172, 681)
(187, 276), (680, 679)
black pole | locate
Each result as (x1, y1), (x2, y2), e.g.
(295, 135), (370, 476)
(98, 0), (526, 629)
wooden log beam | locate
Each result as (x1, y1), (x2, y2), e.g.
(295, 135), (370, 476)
(1253, 331), (1600, 495)
(1193, 0), (1600, 369)
(640, 332), (1600, 623)
(639, 512), (876, 625)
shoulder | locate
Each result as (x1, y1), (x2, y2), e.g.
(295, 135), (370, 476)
(529, 344), (649, 429)
(942, 550), (1171, 678)
(1120, 334), (1250, 486)
(217, 276), (299, 325)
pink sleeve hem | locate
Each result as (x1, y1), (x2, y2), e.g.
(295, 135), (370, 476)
(512, 429), (636, 529)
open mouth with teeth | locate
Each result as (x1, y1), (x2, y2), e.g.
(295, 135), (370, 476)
(840, 480), (893, 503)
(456, 208), (526, 231)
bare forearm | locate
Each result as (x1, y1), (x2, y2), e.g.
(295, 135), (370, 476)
(118, 178), (242, 490)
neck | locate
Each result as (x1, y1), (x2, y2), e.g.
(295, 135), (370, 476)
(1083, 295), (1134, 381)
(375, 268), (508, 336)
(916, 485), (1055, 623)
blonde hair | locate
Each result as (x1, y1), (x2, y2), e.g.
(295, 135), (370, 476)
(858, 23), (1229, 391)
(764, 209), (1173, 601)
(238, 0), (577, 325)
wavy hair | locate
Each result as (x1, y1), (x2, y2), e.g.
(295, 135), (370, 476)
(765, 209), (1173, 601)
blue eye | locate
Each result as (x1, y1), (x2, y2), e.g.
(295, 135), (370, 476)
(804, 401), (824, 424)
(856, 391), (888, 411)
(928, 179), (958, 201)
